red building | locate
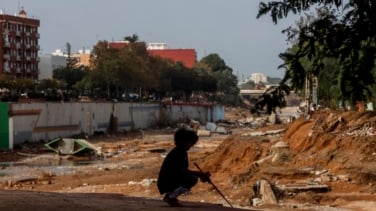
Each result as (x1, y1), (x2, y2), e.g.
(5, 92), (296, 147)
(108, 41), (197, 68)
(148, 49), (196, 68)
(108, 41), (130, 49)
(0, 9), (40, 80)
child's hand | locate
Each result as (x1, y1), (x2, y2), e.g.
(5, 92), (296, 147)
(200, 172), (211, 183)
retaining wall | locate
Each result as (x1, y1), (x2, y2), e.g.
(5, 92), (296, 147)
(0, 102), (224, 149)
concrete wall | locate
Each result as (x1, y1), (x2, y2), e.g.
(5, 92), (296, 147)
(0, 103), (9, 149)
(5, 102), (224, 147)
(164, 103), (226, 124)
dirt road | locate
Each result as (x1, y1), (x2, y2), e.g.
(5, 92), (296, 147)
(0, 190), (252, 211)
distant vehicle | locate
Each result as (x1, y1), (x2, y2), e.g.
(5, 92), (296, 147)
(122, 93), (140, 101)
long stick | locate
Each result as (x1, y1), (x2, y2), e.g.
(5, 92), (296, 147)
(194, 162), (233, 208)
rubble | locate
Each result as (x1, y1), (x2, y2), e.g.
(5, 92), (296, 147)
(276, 184), (330, 192)
(241, 128), (286, 137)
(252, 179), (278, 206)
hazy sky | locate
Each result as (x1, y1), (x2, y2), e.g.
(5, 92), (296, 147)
(1, 0), (298, 78)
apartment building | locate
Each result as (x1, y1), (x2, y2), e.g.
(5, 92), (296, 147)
(0, 9), (40, 80)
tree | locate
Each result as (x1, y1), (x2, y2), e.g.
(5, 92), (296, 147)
(124, 34), (148, 58)
(146, 56), (174, 98)
(170, 63), (200, 102)
(196, 53), (239, 105)
(90, 41), (123, 98)
(124, 34), (139, 43)
(86, 37), (239, 103)
(199, 53), (227, 72)
(257, 0), (376, 109)
(194, 69), (217, 93)
(65, 42), (78, 69)
(0, 75), (15, 90)
(53, 66), (88, 90)
(37, 78), (64, 90)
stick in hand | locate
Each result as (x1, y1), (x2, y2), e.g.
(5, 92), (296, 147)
(194, 162), (233, 208)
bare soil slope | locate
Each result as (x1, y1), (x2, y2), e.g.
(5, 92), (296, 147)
(197, 109), (376, 210)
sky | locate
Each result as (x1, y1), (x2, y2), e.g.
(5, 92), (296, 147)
(1, 0), (298, 79)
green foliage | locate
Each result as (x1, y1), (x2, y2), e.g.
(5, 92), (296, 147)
(196, 53), (240, 105)
(0, 75), (35, 93)
(87, 42), (240, 103)
(267, 77), (282, 84)
(124, 34), (139, 43)
(8, 34), (239, 103)
(199, 54), (227, 72)
(0, 75), (16, 89)
(37, 78), (65, 90)
(258, 0), (376, 108)
(53, 66), (88, 90)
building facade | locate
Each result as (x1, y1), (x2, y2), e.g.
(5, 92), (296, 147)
(249, 73), (267, 84)
(0, 9), (40, 80)
(71, 49), (91, 67)
(38, 54), (67, 80)
(148, 48), (196, 68)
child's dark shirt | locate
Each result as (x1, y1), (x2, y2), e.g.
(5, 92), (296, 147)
(157, 146), (188, 194)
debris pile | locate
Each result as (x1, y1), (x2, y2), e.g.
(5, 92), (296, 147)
(196, 108), (376, 209)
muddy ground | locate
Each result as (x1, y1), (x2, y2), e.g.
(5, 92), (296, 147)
(0, 107), (375, 211)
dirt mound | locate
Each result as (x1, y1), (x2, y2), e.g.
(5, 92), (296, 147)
(283, 109), (376, 179)
(193, 109), (376, 208)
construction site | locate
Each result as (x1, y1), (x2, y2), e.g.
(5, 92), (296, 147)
(0, 106), (375, 211)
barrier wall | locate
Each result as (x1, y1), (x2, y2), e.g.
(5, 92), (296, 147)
(0, 103), (9, 149)
(0, 102), (224, 149)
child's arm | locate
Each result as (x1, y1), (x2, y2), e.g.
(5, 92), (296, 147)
(186, 169), (211, 182)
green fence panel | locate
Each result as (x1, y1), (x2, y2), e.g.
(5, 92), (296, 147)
(0, 103), (9, 149)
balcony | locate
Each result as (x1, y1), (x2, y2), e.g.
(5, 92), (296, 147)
(4, 41), (10, 47)
(3, 54), (10, 60)
(3, 66), (10, 72)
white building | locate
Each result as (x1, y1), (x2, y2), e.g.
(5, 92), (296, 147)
(38, 53), (66, 79)
(147, 42), (168, 50)
(249, 73), (267, 84)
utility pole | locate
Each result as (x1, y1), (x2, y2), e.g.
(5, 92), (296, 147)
(305, 74), (318, 116)
(312, 76), (318, 107)
(305, 76), (311, 116)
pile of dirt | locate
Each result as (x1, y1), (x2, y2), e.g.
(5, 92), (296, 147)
(283, 109), (376, 182)
(193, 108), (376, 209)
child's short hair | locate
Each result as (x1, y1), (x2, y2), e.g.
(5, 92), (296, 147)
(174, 128), (198, 146)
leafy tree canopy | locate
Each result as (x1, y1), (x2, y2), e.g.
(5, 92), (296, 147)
(255, 0), (376, 112)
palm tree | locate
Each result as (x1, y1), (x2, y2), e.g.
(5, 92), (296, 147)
(124, 34), (139, 43)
